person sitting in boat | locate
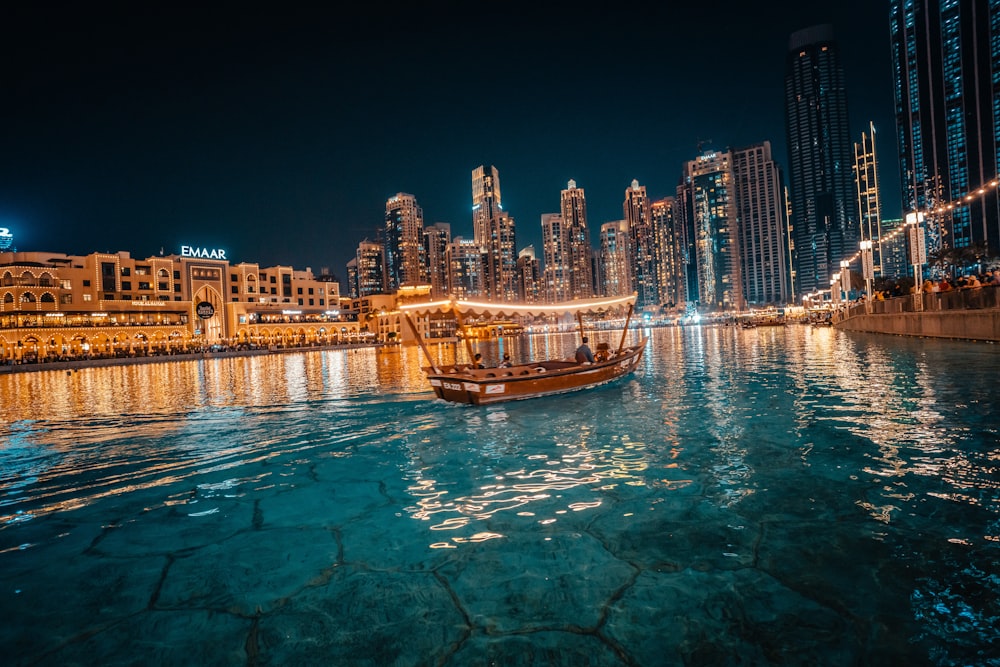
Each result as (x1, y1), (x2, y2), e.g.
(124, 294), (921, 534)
(594, 341), (611, 362)
(575, 337), (595, 364)
(473, 353), (485, 369)
(498, 354), (512, 368)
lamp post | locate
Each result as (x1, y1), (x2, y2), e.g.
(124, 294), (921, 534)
(830, 275), (840, 305)
(905, 212), (926, 311)
(860, 240), (874, 312)
(840, 260), (851, 302)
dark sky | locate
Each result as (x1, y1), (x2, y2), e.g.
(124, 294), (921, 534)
(1, 2), (897, 284)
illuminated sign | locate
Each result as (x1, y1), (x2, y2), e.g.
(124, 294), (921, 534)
(131, 301), (167, 306)
(181, 245), (227, 260)
(281, 310), (302, 315)
(196, 301), (215, 319)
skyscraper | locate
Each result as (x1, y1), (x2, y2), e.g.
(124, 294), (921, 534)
(540, 213), (569, 301)
(471, 165), (517, 301)
(423, 222), (451, 298)
(447, 237), (485, 299)
(651, 197), (685, 310)
(353, 239), (385, 297)
(561, 180), (594, 299)
(384, 193), (425, 292)
(599, 220), (630, 298)
(891, 0), (1000, 255)
(624, 179), (659, 308)
(515, 246), (541, 303)
(679, 150), (743, 311)
(732, 142), (791, 305)
(784, 24), (859, 296)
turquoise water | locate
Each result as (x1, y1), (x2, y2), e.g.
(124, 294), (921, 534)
(1, 325), (998, 666)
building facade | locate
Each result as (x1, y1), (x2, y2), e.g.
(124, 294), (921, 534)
(0, 248), (363, 364)
(623, 180), (659, 308)
(679, 150), (743, 311)
(599, 220), (631, 298)
(561, 180), (594, 299)
(651, 197), (685, 310)
(384, 192), (425, 291)
(784, 24), (859, 296)
(471, 165), (518, 301)
(891, 0), (1000, 256)
(731, 142), (791, 305)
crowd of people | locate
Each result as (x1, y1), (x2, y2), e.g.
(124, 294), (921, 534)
(863, 270), (1000, 301)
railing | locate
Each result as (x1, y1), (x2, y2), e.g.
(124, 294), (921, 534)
(835, 284), (1000, 321)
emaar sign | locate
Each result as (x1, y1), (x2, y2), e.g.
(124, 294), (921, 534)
(181, 245), (227, 260)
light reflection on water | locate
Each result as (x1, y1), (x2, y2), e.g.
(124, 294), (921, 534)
(0, 327), (998, 664)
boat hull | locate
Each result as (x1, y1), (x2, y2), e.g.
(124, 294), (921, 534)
(422, 338), (647, 405)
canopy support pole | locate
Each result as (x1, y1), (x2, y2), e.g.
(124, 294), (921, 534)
(616, 303), (635, 356)
(453, 309), (476, 366)
(402, 313), (439, 373)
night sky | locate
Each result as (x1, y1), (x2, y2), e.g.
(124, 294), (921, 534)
(1, 2), (897, 285)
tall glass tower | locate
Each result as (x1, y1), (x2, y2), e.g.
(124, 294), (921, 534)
(784, 24), (859, 296)
(891, 0), (999, 255)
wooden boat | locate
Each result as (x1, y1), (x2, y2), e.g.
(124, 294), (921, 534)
(399, 294), (647, 405)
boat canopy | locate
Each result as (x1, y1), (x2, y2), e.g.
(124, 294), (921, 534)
(397, 293), (637, 319)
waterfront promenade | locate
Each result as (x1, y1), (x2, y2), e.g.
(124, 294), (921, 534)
(832, 284), (1000, 342)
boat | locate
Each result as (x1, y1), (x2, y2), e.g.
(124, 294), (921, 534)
(398, 294), (647, 405)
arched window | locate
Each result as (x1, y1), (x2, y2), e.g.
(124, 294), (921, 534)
(3, 292), (12, 304)
(157, 268), (169, 278)
(1, 272), (13, 287)
(40, 293), (56, 303)
(19, 271), (36, 286)
(20, 292), (36, 303)
(39, 272), (54, 287)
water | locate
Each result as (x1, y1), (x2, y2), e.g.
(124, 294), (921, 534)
(1, 325), (997, 666)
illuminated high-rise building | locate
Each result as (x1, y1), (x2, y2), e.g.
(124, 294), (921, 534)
(423, 222), (451, 298)
(561, 180), (593, 299)
(854, 121), (884, 276)
(880, 217), (908, 278)
(354, 239), (385, 297)
(679, 150), (743, 311)
(447, 237), (485, 299)
(732, 142), (791, 305)
(516, 246), (541, 303)
(891, 0), (1000, 254)
(599, 220), (630, 298)
(623, 179), (658, 308)
(540, 213), (569, 301)
(471, 165), (517, 301)
(0, 226), (13, 252)
(472, 165), (502, 245)
(651, 197), (685, 309)
(383, 193), (425, 291)
(784, 24), (858, 296)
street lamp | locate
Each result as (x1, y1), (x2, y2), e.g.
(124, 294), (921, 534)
(860, 240), (874, 310)
(840, 260), (851, 302)
(905, 212), (927, 311)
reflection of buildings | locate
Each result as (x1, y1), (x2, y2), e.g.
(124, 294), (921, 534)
(0, 249), (370, 364)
